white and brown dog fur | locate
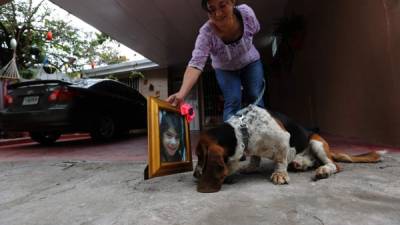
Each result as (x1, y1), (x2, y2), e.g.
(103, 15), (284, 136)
(193, 105), (385, 193)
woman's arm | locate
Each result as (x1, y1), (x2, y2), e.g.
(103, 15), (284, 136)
(167, 24), (211, 107)
(166, 66), (202, 107)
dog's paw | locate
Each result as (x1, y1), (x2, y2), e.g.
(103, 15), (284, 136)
(271, 171), (290, 184)
(314, 165), (336, 180)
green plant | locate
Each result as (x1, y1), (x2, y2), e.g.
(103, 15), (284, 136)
(19, 68), (35, 79)
(67, 71), (81, 79)
(128, 71), (144, 79)
(106, 74), (118, 81)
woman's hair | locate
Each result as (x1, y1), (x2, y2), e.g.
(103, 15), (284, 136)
(201, 0), (209, 11)
(201, 0), (238, 12)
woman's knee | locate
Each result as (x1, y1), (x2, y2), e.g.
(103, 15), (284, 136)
(224, 96), (241, 108)
(247, 84), (264, 99)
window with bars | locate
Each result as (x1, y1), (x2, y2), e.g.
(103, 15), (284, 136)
(128, 77), (139, 90)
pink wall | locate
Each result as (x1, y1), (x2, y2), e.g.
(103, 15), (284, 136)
(268, 0), (400, 146)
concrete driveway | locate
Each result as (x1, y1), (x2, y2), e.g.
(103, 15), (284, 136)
(0, 151), (399, 225)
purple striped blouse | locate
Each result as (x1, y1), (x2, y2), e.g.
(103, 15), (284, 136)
(188, 4), (261, 71)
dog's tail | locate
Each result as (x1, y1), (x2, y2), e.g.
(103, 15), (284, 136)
(331, 150), (387, 163)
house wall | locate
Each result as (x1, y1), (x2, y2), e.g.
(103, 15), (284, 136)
(267, 0), (400, 146)
(139, 68), (169, 100)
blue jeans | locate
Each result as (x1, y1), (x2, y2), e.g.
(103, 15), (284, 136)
(215, 60), (265, 121)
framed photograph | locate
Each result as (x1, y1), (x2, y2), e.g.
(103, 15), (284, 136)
(145, 96), (192, 179)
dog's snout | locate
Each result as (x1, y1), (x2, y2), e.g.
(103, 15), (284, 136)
(193, 165), (202, 179)
(289, 161), (304, 171)
(193, 170), (201, 179)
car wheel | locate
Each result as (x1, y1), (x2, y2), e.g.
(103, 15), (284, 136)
(90, 115), (116, 141)
(30, 131), (61, 145)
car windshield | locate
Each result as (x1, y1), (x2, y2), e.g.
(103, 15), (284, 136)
(70, 79), (106, 88)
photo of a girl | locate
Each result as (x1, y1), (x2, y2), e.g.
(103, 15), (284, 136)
(159, 110), (186, 162)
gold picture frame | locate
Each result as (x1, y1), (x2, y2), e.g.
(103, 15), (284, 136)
(144, 96), (193, 179)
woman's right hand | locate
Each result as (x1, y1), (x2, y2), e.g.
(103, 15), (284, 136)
(166, 92), (185, 107)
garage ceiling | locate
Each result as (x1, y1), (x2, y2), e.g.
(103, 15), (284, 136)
(50, 0), (288, 67)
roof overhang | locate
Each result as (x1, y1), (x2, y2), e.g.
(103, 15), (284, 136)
(50, 0), (288, 67)
(82, 59), (159, 78)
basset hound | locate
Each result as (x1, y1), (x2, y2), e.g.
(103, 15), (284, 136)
(193, 104), (385, 193)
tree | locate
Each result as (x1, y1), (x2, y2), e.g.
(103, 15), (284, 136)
(0, 0), (128, 79)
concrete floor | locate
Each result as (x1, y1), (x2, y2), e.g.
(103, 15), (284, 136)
(0, 132), (399, 225)
(1, 154), (400, 225)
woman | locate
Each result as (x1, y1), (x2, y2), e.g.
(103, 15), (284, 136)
(159, 111), (185, 162)
(167, 0), (265, 121)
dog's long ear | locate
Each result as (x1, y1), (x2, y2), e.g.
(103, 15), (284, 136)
(193, 142), (205, 179)
(197, 144), (227, 193)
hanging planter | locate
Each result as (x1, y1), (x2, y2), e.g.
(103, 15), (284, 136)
(128, 71), (144, 79)
(0, 56), (20, 80)
(0, 38), (20, 80)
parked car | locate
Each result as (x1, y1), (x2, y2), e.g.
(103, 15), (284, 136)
(0, 79), (147, 144)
